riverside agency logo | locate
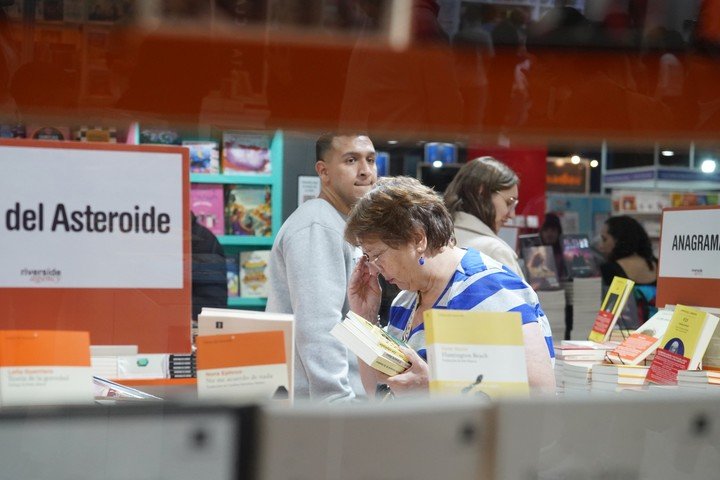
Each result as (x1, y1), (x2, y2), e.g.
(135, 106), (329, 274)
(21, 267), (62, 284)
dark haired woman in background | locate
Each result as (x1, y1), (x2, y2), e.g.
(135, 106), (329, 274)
(598, 215), (658, 326)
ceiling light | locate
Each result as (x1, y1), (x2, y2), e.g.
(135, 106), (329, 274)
(661, 150), (674, 157)
(701, 159), (717, 174)
(432, 160), (443, 168)
(387, 140), (398, 145)
(590, 159), (599, 168)
(570, 155), (581, 164)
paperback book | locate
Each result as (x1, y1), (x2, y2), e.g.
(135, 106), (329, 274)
(222, 131), (271, 174)
(196, 331), (289, 401)
(522, 245), (560, 291)
(27, 125), (70, 141)
(424, 309), (529, 398)
(588, 276), (635, 344)
(190, 184), (225, 236)
(198, 308), (295, 399)
(647, 305), (720, 384)
(562, 234), (599, 278)
(225, 185), (272, 236)
(330, 311), (410, 376)
(184, 140), (220, 174)
(239, 250), (270, 298)
(226, 257), (240, 297)
(606, 308), (674, 365)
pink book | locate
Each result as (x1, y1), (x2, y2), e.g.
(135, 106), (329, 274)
(190, 184), (225, 236)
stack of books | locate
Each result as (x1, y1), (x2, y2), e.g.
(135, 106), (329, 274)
(677, 370), (720, 391)
(561, 362), (594, 393)
(568, 277), (602, 340)
(536, 289), (566, 343)
(330, 311), (410, 376)
(591, 364), (649, 393)
(167, 353), (196, 379)
(554, 340), (615, 392)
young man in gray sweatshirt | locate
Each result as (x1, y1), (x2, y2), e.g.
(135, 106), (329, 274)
(266, 133), (377, 402)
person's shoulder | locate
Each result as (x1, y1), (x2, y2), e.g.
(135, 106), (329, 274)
(280, 199), (344, 233)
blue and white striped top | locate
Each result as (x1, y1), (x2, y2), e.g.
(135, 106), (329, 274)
(388, 248), (555, 361)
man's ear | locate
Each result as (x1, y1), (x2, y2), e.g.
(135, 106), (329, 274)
(315, 161), (328, 183)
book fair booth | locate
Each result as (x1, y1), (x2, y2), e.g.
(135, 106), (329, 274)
(2, 1), (720, 478)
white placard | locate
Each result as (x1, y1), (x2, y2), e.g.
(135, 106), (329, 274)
(297, 175), (320, 206)
(0, 145), (184, 288)
(658, 209), (720, 279)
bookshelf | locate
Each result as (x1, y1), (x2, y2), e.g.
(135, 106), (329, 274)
(190, 130), (284, 310)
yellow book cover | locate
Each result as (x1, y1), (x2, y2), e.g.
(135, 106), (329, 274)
(647, 305), (720, 384)
(588, 276), (635, 343)
(424, 309), (529, 398)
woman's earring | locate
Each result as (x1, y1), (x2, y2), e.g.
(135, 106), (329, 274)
(418, 256), (425, 266)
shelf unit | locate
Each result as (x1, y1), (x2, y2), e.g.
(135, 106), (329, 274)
(190, 130), (284, 310)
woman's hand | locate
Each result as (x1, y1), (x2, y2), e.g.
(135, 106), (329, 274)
(385, 347), (429, 397)
(348, 255), (382, 321)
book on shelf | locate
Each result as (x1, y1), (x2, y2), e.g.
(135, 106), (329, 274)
(606, 308), (674, 365)
(222, 131), (271, 174)
(198, 308), (295, 398)
(196, 331), (289, 401)
(330, 311), (410, 376)
(190, 184), (225, 236)
(0, 330), (94, 407)
(588, 276), (635, 344)
(424, 309), (529, 398)
(518, 233), (541, 251)
(184, 140), (220, 174)
(239, 250), (270, 298)
(74, 125), (117, 143)
(562, 234), (599, 278)
(226, 257), (240, 297)
(225, 185), (272, 237)
(647, 305), (720, 385)
(139, 127), (182, 145)
(27, 125), (71, 141)
(522, 245), (560, 291)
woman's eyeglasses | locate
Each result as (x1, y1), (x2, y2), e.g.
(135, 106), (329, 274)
(362, 247), (389, 266)
(494, 191), (519, 210)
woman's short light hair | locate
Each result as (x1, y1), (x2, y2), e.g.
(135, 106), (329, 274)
(345, 176), (454, 254)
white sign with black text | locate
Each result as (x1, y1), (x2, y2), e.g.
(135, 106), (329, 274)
(0, 145), (184, 288)
(658, 208), (720, 279)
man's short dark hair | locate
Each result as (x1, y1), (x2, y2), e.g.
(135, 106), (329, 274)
(315, 132), (369, 163)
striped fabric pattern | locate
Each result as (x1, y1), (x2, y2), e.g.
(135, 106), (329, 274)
(388, 248), (555, 361)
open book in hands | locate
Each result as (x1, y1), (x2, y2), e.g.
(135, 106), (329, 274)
(331, 311), (411, 376)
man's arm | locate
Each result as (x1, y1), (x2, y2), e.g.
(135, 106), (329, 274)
(284, 222), (360, 402)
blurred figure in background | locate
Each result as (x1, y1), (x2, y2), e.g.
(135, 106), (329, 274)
(539, 212), (567, 280)
(598, 215), (658, 327)
(443, 157), (524, 277)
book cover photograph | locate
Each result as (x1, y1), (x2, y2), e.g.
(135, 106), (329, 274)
(522, 245), (560, 291)
(647, 305), (720, 384)
(222, 132), (271, 174)
(562, 234), (599, 278)
(588, 276), (635, 344)
(190, 184), (225, 236)
(240, 250), (270, 298)
(424, 309), (529, 398)
(225, 185), (272, 236)
(184, 140), (220, 174)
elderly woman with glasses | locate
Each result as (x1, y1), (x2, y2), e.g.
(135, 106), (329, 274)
(443, 156), (525, 277)
(345, 176), (555, 398)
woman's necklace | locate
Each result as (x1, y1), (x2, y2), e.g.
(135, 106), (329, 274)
(402, 291), (422, 342)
